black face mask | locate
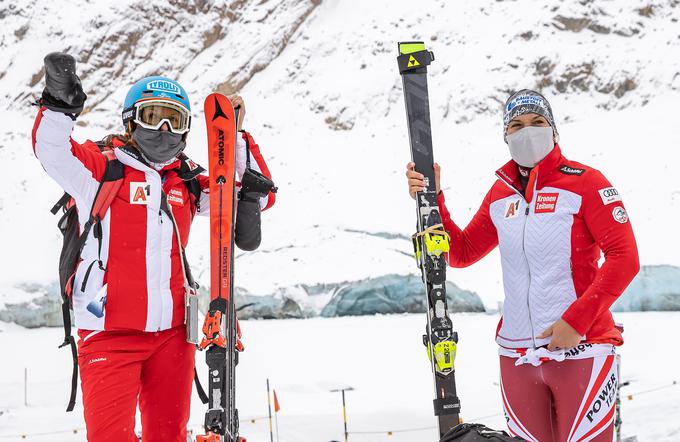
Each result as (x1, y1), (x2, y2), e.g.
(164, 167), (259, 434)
(131, 126), (186, 163)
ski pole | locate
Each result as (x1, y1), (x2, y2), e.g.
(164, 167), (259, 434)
(342, 389), (348, 442)
(330, 387), (354, 442)
(267, 378), (274, 442)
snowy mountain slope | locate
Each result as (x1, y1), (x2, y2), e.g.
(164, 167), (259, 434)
(1, 0), (320, 122)
(1, 313), (678, 441)
(1, 0), (679, 308)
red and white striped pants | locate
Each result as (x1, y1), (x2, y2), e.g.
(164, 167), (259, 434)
(499, 347), (617, 442)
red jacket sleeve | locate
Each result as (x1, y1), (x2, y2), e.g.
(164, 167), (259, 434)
(241, 131), (276, 211)
(438, 189), (499, 268)
(561, 170), (640, 335)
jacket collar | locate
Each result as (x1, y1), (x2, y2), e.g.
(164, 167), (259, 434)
(114, 144), (182, 174)
(495, 144), (564, 201)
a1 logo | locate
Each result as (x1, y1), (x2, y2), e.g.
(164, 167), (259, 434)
(504, 199), (521, 219)
(130, 182), (151, 205)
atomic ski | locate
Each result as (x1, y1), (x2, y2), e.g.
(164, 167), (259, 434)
(397, 41), (461, 438)
(197, 93), (244, 442)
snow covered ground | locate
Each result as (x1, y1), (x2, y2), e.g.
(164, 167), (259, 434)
(1, 312), (678, 442)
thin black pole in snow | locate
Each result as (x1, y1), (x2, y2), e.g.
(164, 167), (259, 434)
(267, 378), (274, 442)
(342, 390), (348, 442)
(24, 367), (27, 406)
(330, 386), (354, 442)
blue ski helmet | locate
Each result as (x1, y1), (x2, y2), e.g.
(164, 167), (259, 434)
(121, 76), (191, 131)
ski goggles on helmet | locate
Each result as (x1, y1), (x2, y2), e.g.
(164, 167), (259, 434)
(126, 99), (191, 135)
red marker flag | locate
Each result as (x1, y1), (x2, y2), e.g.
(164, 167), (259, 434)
(273, 389), (281, 412)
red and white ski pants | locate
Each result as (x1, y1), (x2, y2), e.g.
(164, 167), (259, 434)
(499, 348), (617, 442)
(77, 325), (195, 442)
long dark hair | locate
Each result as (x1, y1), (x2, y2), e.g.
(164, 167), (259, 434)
(101, 133), (135, 148)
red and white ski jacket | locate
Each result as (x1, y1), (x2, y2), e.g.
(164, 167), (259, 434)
(438, 145), (639, 348)
(32, 108), (275, 332)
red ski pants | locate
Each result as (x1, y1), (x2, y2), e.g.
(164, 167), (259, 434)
(500, 354), (617, 442)
(77, 326), (195, 442)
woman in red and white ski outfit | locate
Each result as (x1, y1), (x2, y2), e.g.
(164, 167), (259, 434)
(406, 89), (639, 442)
(32, 53), (275, 441)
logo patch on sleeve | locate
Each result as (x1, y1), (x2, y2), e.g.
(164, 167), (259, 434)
(559, 165), (585, 175)
(186, 159), (199, 171)
(167, 188), (184, 206)
(612, 206), (628, 224)
(130, 182), (150, 205)
(598, 187), (622, 205)
(535, 193), (559, 213)
(504, 199), (521, 219)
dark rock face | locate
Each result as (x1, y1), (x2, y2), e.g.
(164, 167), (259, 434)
(235, 293), (305, 320)
(320, 274), (485, 317)
(1, 0), (322, 124)
(613, 265), (680, 312)
(3, 265), (679, 328)
(0, 283), (63, 328)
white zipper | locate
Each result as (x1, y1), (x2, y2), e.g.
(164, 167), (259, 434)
(522, 183), (537, 348)
(153, 170), (165, 331)
(495, 172), (537, 347)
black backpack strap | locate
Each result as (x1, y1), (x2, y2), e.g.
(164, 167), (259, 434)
(51, 149), (124, 412)
(174, 154), (205, 213)
(242, 131), (252, 169)
(90, 155), (124, 270)
(185, 178), (203, 213)
(194, 367), (208, 404)
(51, 192), (72, 215)
(59, 301), (78, 411)
(101, 155), (124, 181)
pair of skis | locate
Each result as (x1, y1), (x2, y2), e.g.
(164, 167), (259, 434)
(397, 42), (462, 438)
(196, 94), (244, 442)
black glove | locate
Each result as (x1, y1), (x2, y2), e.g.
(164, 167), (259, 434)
(235, 197), (262, 251)
(238, 167), (277, 202)
(41, 52), (87, 114)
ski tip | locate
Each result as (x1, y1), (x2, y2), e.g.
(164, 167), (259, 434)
(398, 41), (426, 55)
(204, 92), (232, 107)
(204, 93), (234, 125)
(396, 42), (434, 73)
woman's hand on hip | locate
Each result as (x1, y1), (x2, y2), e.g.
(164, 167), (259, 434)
(538, 319), (582, 351)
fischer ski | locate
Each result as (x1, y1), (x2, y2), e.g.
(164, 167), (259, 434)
(197, 93), (245, 442)
(397, 41), (461, 437)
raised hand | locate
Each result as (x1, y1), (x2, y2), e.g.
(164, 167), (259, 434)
(42, 52), (87, 114)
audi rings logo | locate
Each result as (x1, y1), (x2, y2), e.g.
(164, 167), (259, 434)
(598, 187), (622, 205)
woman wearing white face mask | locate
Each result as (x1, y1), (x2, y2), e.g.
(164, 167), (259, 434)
(405, 89), (639, 441)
